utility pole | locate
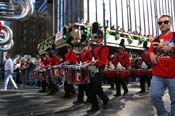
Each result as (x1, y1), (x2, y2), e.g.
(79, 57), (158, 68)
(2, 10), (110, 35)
(103, 0), (106, 45)
(53, 0), (55, 35)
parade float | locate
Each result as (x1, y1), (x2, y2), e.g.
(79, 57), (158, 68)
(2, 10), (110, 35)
(37, 22), (152, 55)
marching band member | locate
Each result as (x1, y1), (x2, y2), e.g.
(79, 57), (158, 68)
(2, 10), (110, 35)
(73, 40), (93, 104)
(105, 54), (116, 89)
(138, 42), (152, 93)
(87, 30), (109, 112)
(51, 51), (60, 66)
(38, 53), (52, 94)
(62, 44), (78, 98)
(113, 45), (130, 97)
(46, 51), (60, 95)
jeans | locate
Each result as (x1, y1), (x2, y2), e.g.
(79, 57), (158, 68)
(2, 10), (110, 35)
(3, 70), (18, 91)
(150, 76), (175, 116)
(28, 70), (35, 86)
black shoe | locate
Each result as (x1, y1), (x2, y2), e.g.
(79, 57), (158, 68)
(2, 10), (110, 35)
(84, 99), (90, 103)
(168, 112), (171, 116)
(61, 94), (71, 98)
(123, 91), (128, 96)
(38, 89), (46, 93)
(103, 98), (109, 109)
(113, 93), (121, 97)
(108, 86), (114, 89)
(73, 100), (84, 104)
(47, 91), (57, 96)
(103, 103), (109, 109)
(103, 97), (109, 105)
(87, 107), (99, 113)
(137, 90), (146, 93)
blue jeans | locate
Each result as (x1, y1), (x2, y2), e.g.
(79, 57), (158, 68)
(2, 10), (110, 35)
(3, 70), (18, 91)
(150, 76), (175, 116)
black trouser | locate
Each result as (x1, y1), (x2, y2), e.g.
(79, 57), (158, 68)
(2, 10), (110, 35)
(64, 80), (76, 96)
(76, 84), (89, 101)
(15, 69), (21, 84)
(47, 77), (59, 93)
(88, 66), (109, 108)
(115, 77), (128, 95)
(104, 75), (115, 88)
(46, 69), (58, 93)
(41, 80), (47, 91)
(140, 75), (151, 91)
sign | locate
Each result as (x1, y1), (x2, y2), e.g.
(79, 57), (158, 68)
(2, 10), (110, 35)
(55, 32), (63, 42)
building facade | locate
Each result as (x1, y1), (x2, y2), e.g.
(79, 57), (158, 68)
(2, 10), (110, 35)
(9, 0), (54, 56)
(56, 0), (84, 32)
(56, 0), (175, 37)
(10, 14), (47, 56)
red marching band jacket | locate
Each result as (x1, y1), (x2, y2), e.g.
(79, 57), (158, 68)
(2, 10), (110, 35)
(92, 45), (109, 68)
(148, 32), (175, 78)
(64, 51), (78, 65)
(43, 56), (52, 68)
(112, 51), (131, 69)
(112, 51), (131, 79)
(79, 49), (93, 63)
(51, 55), (60, 66)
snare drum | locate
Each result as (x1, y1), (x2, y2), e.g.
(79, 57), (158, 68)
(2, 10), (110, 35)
(52, 65), (63, 77)
(118, 69), (129, 80)
(45, 68), (54, 79)
(88, 66), (98, 77)
(38, 69), (46, 80)
(70, 65), (89, 84)
(63, 65), (73, 81)
(131, 69), (143, 78)
(104, 69), (117, 78)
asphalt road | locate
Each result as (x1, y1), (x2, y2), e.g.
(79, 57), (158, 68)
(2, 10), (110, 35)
(0, 82), (171, 116)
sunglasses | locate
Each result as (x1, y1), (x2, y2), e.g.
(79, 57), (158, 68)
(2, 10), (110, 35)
(158, 20), (170, 25)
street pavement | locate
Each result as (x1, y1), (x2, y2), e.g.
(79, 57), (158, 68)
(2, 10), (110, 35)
(0, 81), (171, 116)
